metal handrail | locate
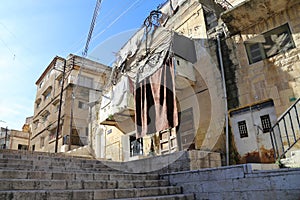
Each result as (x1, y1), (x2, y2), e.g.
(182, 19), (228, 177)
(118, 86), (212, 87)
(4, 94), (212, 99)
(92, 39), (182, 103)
(270, 98), (300, 159)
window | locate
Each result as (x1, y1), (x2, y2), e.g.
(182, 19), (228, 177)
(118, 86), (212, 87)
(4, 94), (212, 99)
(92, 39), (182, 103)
(44, 91), (51, 100)
(39, 79), (44, 89)
(78, 75), (93, 88)
(41, 111), (50, 122)
(245, 24), (295, 64)
(40, 137), (45, 148)
(43, 86), (52, 101)
(18, 144), (28, 150)
(238, 120), (248, 138)
(85, 127), (89, 136)
(33, 120), (39, 129)
(260, 114), (272, 133)
(35, 98), (41, 109)
(78, 101), (88, 109)
(58, 77), (63, 86)
(129, 135), (143, 157)
(52, 99), (60, 112)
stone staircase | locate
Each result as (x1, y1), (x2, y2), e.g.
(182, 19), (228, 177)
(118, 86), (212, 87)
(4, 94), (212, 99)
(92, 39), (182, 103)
(0, 150), (194, 200)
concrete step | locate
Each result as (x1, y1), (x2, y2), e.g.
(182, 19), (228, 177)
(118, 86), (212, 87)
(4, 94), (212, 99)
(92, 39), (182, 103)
(109, 193), (195, 200)
(0, 158), (115, 171)
(0, 179), (169, 190)
(0, 186), (183, 200)
(280, 150), (300, 168)
(0, 150), (195, 199)
(0, 170), (159, 181)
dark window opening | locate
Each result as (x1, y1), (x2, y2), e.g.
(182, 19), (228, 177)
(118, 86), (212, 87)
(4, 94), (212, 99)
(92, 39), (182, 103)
(260, 114), (272, 133)
(18, 144), (28, 150)
(129, 135), (143, 157)
(238, 120), (248, 138)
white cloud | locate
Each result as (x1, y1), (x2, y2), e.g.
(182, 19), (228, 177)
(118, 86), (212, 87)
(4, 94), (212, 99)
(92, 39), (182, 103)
(0, 98), (33, 130)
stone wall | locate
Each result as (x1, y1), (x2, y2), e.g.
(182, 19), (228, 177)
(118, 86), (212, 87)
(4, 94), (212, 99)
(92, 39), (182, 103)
(104, 150), (221, 174)
(161, 164), (300, 200)
(226, 3), (300, 117)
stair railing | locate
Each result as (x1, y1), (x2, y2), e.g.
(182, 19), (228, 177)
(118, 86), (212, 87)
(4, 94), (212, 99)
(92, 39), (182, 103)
(269, 98), (300, 160)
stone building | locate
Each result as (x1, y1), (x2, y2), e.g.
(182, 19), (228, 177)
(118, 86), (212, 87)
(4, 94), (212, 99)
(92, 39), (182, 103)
(0, 127), (29, 150)
(95, 0), (229, 165)
(30, 54), (110, 153)
(92, 0), (300, 166)
(220, 0), (300, 163)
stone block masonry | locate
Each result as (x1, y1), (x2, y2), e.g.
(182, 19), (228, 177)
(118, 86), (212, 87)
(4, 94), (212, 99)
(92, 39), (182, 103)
(161, 164), (300, 200)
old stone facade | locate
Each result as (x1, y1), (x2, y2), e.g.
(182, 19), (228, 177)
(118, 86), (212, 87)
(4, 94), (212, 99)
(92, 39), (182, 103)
(96, 0), (227, 164)
(31, 54), (110, 153)
(93, 0), (300, 166)
(221, 0), (300, 163)
(0, 127), (29, 150)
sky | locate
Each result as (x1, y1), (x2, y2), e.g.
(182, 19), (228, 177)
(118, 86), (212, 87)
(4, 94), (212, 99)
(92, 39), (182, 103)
(0, 0), (167, 130)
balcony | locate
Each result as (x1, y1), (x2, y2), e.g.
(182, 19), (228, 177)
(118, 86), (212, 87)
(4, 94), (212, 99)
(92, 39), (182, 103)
(99, 75), (135, 126)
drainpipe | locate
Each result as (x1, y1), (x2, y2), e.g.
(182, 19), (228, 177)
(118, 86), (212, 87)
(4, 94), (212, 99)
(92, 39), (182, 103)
(217, 34), (229, 166)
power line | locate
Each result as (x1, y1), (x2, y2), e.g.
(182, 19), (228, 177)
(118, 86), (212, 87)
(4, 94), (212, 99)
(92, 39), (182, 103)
(90, 0), (144, 47)
(0, 22), (35, 56)
(64, 2), (129, 56)
(0, 37), (15, 58)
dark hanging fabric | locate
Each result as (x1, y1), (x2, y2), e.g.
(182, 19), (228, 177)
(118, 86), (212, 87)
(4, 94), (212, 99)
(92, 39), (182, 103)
(135, 57), (178, 138)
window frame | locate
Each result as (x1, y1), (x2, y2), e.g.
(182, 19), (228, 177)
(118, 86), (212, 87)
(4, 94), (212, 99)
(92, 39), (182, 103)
(40, 137), (45, 148)
(260, 114), (272, 133)
(78, 101), (88, 110)
(238, 120), (248, 138)
(78, 75), (94, 89)
(43, 86), (52, 101)
(245, 23), (295, 64)
(129, 135), (144, 157)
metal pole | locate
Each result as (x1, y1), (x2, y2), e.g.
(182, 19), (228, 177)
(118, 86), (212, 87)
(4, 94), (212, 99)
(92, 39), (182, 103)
(55, 59), (67, 153)
(4, 126), (8, 149)
(69, 91), (74, 151)
(217, 34), (229, 166)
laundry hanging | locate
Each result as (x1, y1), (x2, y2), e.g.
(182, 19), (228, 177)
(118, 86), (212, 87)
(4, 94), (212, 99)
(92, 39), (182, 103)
(135, 56), (178, 138)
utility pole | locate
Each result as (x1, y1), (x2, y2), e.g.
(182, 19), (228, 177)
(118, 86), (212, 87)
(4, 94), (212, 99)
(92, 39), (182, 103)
(4, 126), (8, 149)
(55, 59), (67, 153)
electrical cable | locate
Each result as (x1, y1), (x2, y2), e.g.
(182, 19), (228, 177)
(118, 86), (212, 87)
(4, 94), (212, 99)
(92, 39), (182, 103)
(89, 0), (144, 49)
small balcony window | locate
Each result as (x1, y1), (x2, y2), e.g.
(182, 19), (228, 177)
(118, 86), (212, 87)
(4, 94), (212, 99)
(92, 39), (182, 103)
(43, 86), (52, 101)
(41, 111), (50, 123)
(35, 98), (42, 109)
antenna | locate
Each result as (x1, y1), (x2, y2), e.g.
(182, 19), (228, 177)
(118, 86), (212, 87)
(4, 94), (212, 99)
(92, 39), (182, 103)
(83, 0), (102, 57)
